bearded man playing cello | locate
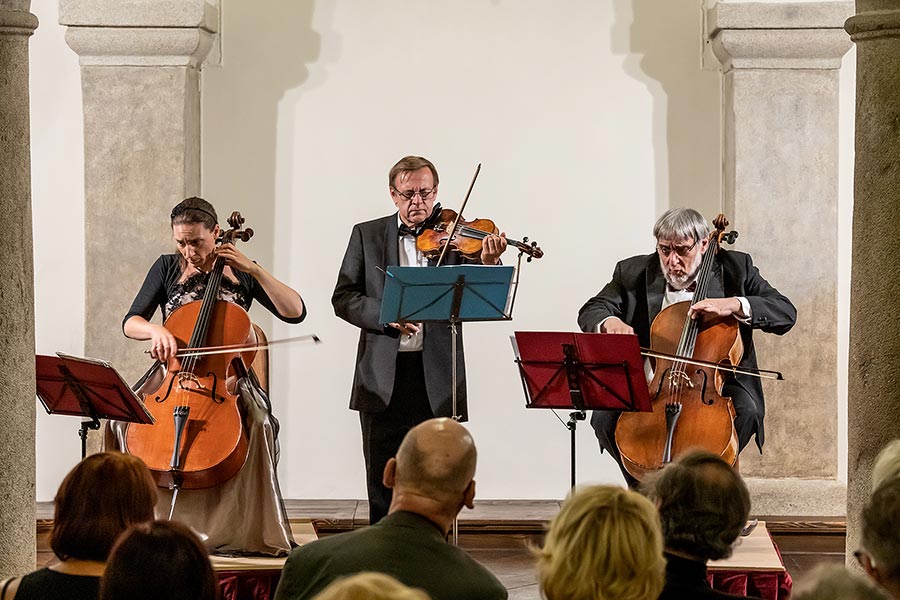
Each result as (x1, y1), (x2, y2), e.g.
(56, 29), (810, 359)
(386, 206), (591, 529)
(578, 208), (796, 488)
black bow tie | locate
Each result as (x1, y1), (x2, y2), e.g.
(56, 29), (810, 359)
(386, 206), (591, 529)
(399, 223), (421, 237)
(668, 282), (697, 293)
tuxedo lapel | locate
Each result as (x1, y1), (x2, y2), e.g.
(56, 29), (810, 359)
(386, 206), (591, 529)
(646, 257), (666, 325)
(384, 214), (400, 268)
(707, 259), (725, 298)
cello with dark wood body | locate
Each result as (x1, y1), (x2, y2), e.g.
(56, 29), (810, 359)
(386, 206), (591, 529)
(614, 215), (741, 481)
(124, 212), (257, 490)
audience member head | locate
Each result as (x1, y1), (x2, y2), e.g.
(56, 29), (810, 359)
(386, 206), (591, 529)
(648, 449), (750, 562)
(860, 478), (900, 598)
(872, 439), (900, 491)
(536, 485), (666, 600)
(311, 572), (431, 600)
(51, 451), (157, 562)
(383, 418), (477, 532)
(100, 520), (218, 600)
(792, 564), (889, 600)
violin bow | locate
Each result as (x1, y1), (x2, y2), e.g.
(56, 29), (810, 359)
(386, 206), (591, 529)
(437, 163), (482, 267)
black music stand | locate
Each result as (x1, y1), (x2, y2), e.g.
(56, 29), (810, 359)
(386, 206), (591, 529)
(512, 332), (651, 489)
(36, 353), (154, 458)
(380, 264), (516, 419)
(380, 264), (514, 544)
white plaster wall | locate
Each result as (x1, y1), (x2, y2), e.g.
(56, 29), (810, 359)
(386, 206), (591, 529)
(29, 0), (86, 500)
(26, 0), (855, 502)
(201, 0), (723, 500)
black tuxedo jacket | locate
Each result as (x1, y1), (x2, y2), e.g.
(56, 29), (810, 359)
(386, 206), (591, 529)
(577, 249), (796, 447)
(332, 213), (468, 419)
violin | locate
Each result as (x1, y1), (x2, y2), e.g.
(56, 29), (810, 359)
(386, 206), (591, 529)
(613, 214), (741, 481)
(124, 212), (256, 490)
(416, 207), (544, 261)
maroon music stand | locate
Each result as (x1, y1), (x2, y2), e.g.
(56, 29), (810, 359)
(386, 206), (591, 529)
(36, 353), (154, 458)
(512, 332), (651, 489)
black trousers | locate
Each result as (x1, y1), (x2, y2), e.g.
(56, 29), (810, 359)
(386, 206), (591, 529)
(590, 379), (761, 489)
(359, 352), (434, 524)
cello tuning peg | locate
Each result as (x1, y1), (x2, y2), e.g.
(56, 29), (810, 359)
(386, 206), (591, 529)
(523, 236), (530, 243)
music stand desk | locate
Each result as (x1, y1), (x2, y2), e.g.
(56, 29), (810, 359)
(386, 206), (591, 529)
(36, 353), (153, 458)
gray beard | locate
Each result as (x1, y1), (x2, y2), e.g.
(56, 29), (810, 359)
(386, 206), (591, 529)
(660, 257), (700, 290)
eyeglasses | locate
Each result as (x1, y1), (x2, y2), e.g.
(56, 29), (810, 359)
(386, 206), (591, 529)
(392, 187), (435, 202)
(657, 239), (699, 257)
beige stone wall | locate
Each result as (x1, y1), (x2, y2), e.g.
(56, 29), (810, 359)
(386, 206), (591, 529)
(707, 0), (853, 515)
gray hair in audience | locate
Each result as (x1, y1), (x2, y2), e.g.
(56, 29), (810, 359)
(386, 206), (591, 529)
(862, 478), (900, 582)
(792, 564), (889, 600)
(872, 439), (900, 491)
(648, 450), (750, 561)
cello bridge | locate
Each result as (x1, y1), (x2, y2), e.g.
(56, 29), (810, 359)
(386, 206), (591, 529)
(667, 369), (694, 389)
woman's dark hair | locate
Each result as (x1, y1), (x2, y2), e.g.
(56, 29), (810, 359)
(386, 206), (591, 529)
(51, 452), (157, 561)
(100, 520), (219, 600)
(170, 196), (218, 230)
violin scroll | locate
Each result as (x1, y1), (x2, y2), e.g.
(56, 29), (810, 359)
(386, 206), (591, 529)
(515, 236), (544, 261)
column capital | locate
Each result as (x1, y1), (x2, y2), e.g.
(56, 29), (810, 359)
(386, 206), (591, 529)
(0, 1), (38, 37)
(845, 9), (900, 42)
(706, 1), (854, 70)
(59, 0), (217, 67)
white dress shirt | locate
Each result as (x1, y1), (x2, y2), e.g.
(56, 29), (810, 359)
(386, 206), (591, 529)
(397, 216), (428, 352)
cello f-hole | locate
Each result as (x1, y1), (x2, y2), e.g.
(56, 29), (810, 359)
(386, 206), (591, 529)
(696, 369), (713, 405)
(654, 368), (672, 397)
(155, 375), (178, 403)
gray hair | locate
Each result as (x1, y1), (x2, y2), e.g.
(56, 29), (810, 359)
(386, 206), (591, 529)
(653, 208), (709, 243)
(872, 439), (900, 491)
(792, 564), (889, 600)
(863, 478), (900, 581)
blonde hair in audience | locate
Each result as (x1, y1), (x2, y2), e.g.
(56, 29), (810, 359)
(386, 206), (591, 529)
(536, 485), (665, 600)
(872, 439), (900, 491)
(312, 572), (431, 600)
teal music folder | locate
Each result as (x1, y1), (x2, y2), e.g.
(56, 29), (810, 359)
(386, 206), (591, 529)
(379, 264), (515, 325)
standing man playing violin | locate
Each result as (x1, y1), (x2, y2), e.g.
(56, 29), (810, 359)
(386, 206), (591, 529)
(578, 208), (796, 488)
(332, 155), (507, 524)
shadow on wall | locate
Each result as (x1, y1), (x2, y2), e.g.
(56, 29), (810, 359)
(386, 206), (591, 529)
(610, 0), (721, 219)
(201, 0), (325, 329)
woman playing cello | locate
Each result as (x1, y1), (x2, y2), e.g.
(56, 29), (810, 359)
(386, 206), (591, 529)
(113, 196), (306, 556)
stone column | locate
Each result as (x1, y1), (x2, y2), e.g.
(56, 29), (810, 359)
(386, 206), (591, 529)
(844, 3), (900, 564)
(0, 0), (38, 577)
(59, 1), (217, 391)
(706, 1), (853, 514)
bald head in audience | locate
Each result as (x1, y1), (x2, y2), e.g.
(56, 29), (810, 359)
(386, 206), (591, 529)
(383, 417), (477, 536)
